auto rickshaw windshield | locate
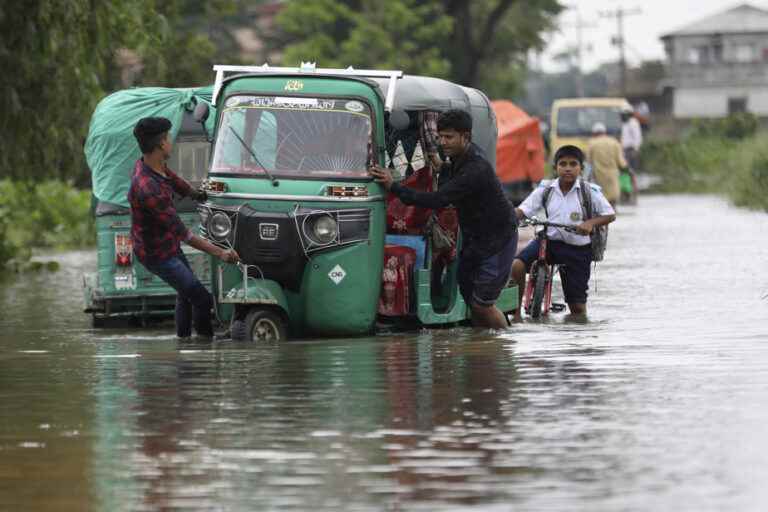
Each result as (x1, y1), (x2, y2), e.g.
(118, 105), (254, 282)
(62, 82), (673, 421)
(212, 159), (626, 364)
(211, 94), (373, 178)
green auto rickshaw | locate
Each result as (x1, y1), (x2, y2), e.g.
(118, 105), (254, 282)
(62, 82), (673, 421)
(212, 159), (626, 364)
(193, 64), (518, 341)
(83, 87), (216, 327)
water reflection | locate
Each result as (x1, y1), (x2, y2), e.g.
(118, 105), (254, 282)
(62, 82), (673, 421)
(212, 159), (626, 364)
(2, 196), (768, 510)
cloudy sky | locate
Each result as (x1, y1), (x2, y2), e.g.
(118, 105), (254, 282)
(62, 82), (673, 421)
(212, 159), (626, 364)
(539, 0), (766, 72)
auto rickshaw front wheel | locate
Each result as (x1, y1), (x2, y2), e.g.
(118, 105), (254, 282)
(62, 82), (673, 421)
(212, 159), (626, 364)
(239, 308), (287, 342)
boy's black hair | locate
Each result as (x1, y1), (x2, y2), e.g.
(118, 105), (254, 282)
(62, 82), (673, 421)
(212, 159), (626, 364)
(553, 144), (584, 167)
(437, 109), (472, 133)
(134, 117), (172, 154)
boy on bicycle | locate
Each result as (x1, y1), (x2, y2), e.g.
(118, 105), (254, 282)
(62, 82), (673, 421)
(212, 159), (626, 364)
(511, 145), (615, 320)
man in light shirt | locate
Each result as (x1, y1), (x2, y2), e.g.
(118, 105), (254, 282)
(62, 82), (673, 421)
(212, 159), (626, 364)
(620, 106), (642, 171)
(511, 145), (615, 320)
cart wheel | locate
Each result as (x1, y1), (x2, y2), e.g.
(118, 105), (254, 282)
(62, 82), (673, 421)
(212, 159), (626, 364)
(230, 318), (248, 341)
(91, 314), (105, 328)
(244, 308), (287, 342)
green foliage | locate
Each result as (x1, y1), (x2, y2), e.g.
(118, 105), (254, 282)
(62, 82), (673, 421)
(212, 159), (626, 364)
(274, 0), (563, 95)
(0, 200), (17, 268)
(0, 0), (240, 185)
(275, 0), (452, 78)
(691, 112), (759, 140)
(139, 0), (242, 87)
(446, 0), (562, 95)
(0, 180), (94, 270)
(0, 0), (157, 184)
(641, 132), (768, 211)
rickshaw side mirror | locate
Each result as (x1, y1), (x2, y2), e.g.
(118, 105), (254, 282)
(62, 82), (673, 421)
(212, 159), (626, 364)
(193, 102), (210, 124)
(388, 109), (410, 131)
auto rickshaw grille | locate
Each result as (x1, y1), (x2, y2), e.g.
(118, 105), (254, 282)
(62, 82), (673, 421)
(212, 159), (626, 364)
(233, 205), (305, 291)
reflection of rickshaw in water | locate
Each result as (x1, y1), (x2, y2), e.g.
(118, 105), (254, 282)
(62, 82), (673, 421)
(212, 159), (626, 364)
(194, 64), (519, 341)
(83, 87), (215, 326)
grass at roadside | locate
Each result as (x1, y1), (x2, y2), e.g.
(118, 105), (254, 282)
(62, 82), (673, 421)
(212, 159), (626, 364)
(641, 128), (768, 212)
(0, 180), (94, 271)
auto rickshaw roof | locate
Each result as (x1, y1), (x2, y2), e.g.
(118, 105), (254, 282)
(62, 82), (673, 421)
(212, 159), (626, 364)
(371, 75), (472, 112)
(370, 75), (497, 167)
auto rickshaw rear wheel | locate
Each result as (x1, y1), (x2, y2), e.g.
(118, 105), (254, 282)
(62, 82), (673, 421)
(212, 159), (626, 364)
(243, 308), (287, 342)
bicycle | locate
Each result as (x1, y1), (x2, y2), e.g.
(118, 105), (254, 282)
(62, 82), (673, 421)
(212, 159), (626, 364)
(519, 217), (580, 319)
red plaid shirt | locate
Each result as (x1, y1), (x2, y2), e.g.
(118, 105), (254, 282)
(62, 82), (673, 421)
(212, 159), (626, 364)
(127, 159), (193, 265)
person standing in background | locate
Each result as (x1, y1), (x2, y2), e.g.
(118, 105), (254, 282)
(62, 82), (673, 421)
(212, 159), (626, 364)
(620, 106), (642, 171)
(587, 122), (626, 209)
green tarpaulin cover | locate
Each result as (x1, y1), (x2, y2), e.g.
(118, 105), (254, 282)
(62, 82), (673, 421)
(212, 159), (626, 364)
(85, 86), (214, 207)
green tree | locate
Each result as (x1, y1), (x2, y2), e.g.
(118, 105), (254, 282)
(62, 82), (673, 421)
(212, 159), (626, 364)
(274, 0), (452, 78)
(0, 0), (242, 184)
(138, 0), (243, 87)
(274, 0), (562, 97)
(443, 0), (562, 95)
(0, 0), (158, 183)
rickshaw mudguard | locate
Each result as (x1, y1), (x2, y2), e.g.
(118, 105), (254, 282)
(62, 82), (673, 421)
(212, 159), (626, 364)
(220, 277), (289, 314)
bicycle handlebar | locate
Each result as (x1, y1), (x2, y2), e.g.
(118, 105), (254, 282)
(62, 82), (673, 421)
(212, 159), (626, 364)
(519, 216), (580, 233)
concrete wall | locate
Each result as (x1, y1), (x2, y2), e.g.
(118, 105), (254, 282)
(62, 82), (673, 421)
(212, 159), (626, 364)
(673, 86), (768, 117)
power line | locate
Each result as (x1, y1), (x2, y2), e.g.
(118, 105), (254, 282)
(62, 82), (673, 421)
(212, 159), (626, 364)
(599, 6), (642, 96)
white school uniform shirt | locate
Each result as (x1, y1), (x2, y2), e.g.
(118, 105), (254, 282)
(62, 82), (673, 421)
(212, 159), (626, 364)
(518, 178), (615, 246)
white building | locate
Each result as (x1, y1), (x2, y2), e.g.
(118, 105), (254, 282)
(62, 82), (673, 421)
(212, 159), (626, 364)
(661, 3), (768, 118)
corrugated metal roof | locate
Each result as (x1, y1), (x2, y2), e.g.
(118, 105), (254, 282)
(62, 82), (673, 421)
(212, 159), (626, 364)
(662, 3), (768, 37)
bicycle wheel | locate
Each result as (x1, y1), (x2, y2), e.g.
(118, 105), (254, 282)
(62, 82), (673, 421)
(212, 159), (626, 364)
(530, 264), (548, 319)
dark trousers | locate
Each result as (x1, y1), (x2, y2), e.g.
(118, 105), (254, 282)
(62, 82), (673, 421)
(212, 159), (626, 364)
(145, 252), (213, 337)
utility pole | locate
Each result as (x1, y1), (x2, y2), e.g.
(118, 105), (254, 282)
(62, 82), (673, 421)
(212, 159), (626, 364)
(560, 6), (597, 97)
(600, 6), (642, 97)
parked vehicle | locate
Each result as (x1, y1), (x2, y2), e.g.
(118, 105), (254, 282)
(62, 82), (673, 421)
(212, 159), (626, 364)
(83, 87), (215, 327)
(549, 97), (632, 157)
(193, 64), (519, 341)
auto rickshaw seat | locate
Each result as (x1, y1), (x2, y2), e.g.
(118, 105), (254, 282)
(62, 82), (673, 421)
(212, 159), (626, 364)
(385, 166), (433, 236)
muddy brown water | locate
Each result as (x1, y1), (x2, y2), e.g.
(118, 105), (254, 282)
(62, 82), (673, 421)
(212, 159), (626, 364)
(1, 194), (767, 511)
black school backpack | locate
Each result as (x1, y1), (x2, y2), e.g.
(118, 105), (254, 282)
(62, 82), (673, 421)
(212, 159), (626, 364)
(542, 180), (608, 262)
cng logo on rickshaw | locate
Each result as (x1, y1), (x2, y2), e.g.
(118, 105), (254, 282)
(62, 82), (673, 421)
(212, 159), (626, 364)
(284, 80), (304, 92)
(328, 264), (347, 285)
(259, 223), (279, 240)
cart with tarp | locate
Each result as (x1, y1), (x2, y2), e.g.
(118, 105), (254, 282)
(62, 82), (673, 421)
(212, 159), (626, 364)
(83, 86), (216, 326)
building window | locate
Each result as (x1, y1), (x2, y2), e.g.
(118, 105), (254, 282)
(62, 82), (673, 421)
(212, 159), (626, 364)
(728, 97), (747, 114)
(734, 45), (755, 63)
(687, 46), (712, 64)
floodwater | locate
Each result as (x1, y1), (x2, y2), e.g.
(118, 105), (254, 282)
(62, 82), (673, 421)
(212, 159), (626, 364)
(1, 194), (767, 511)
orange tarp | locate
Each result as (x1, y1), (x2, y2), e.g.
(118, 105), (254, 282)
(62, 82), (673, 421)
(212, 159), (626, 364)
(491, 100), (545, 184)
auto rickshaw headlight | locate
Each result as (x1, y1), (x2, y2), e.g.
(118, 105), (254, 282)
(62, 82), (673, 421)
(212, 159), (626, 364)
(311, 215), (338, 245)
(209, 212), (232, 240)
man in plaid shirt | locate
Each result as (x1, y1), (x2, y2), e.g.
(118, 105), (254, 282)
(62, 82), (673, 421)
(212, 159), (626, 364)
(128, 117), (239, 340)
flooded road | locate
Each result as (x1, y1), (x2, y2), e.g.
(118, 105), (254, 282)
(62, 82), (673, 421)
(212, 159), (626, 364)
(1, 194), (767, 511)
